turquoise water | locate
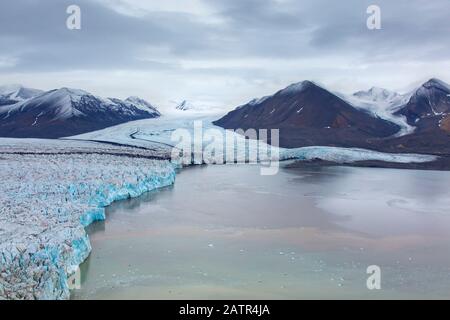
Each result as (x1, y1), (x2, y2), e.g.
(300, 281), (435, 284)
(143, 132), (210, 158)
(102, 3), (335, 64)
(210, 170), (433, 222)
(72, 164), (450, 299)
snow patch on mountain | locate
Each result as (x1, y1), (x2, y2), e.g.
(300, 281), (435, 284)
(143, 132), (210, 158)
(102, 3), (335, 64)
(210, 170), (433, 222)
(174, 100), (195, 111)
(277, 80), (317, 95)
(0, 87), (161, 121)
(125, 96), (160, 116)
(424, 78), (450, 92)
(340, 88), (414, 137)
(353, 87), (401, 104)
(0, 84), (43, 103)
(31, 88), (89, 119)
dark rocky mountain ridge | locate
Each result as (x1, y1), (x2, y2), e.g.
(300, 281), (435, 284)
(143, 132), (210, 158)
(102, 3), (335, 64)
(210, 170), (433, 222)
(0, 86), (160, 138)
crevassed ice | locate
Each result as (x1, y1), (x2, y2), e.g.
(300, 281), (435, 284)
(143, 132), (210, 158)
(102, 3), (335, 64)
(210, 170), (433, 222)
(279, 146), (436, 164)
(0, 149), (176, 300)
(73, 116), (437, 165)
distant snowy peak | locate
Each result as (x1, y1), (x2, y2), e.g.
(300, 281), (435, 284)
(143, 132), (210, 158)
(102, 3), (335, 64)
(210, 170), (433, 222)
(0, 85), (160, 116)
(7, 88), (161, 120)
(344, 88), (414, 137)
(55, 87), (89, 96)
(165, 99), (222, 115)
(0, 87), (161, 138)
(44, 88), (90, 104)
(353, 87), (400, 103)
(125, 96), (153, 108)
(175, 100), (195, 111)
(125, 96), (160, 116)
(349, 86), (411, 113)
(25, 89), (78, 119)
(0, 84), (43, 103)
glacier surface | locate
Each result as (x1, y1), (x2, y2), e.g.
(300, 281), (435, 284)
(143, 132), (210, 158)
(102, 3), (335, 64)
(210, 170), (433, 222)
(74, 114), (437, 165)
(0, 140), (176, 299)
(0, 114), (438, 300)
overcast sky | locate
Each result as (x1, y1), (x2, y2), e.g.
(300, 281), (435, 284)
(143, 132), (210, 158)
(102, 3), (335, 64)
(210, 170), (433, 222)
(0, 0), (449, 111)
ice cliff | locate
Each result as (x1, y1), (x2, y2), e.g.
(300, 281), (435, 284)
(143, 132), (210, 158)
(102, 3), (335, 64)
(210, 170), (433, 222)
(0, 141), (176, 300)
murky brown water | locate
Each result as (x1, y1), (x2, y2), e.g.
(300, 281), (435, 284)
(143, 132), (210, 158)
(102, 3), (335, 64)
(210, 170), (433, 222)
(71, 164), (450, 299)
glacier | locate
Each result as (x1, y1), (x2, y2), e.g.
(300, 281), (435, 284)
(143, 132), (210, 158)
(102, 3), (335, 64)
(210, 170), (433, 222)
(73, 114), (438, 165)
(339, 90), (415, 137)
(279, 146), (436, 164)
(0, 140), (176, 299)
(0, 114), (438, 300)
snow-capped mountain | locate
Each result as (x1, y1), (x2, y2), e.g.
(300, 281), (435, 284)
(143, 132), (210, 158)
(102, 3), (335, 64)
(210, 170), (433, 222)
(0, 84), (43, 105)
(214, 80), (400, 148)
(340, 79), (450, 139)
(165, 99), (223, 114)
(374, 78), (450, 155)
(0, 86), (161, 138)
(351, 87), (411, 112)
(124, 96), (160, 116)
(395, 78), (450, 125)
(340, 87), (413, 136)
(175, 100), (195, 111)
(214, 78), (450, 153)
(353, 87), (402, 104)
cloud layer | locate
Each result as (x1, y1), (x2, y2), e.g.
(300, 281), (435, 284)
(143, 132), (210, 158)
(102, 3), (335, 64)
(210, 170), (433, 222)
(1, 0), (449, 110)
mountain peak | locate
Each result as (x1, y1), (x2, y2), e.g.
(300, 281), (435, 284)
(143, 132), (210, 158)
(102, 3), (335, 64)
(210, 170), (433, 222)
(125, 96), (160, 115)
(214, 79), (400, 148)
(125, 96), (147, 104)
(56, 87), (90, 96)
(0, 87), (161, 138)
(368, 87), (392, 94)
(278, 80), (318, 95)
(0, 84), (43, 101)
(396, 78), (450, 125)
(175, 100), (194, 111)
(0, 84), (23, 94)
(422, 78), (450, 92)
(353, 87), (399, 102)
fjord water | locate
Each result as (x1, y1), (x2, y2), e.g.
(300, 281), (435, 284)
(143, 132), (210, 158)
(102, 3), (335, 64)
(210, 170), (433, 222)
(72, 164), (450, 299)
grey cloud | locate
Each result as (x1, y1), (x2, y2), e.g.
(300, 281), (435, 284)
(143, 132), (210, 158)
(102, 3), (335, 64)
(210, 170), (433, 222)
(2, 0), (449, 71)
(0, 0), (449, 107)
(0, 0), (219, 71)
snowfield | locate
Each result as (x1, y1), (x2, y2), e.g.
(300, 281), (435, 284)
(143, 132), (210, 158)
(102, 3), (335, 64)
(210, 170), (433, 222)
(338, 89), (415, 137)
(0, 115), (438, 300)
